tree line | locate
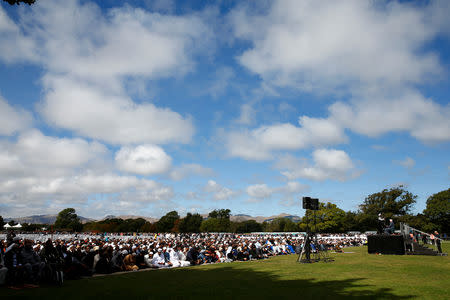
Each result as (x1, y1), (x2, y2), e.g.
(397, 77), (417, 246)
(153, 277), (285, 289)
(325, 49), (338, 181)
(1, 186), (448, 234)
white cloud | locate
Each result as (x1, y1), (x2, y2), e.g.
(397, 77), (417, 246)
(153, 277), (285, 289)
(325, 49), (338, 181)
(394, 157), (416, 169)
(1, 0), (211, 145)
(230, 0), (443, 91)
(206, 67), (235, 99)
(204, 180), (238, 201)
(230, 89), (450, 158)
(115, 144), (172, 175)
(0, 172), (174, 216)
(0, 130), (174, 216)
(169, 163), (214, 181)
(227, 1), (450, 145)
(0, 129), (107, 178)
(329, 90), (450, 143)
(0, 6), (37, 64)
(278, 181), (309, 195)
(234, 103), (256, 125)
(0, 96), (32, 136)
(280, 149), (360, 182)
(272, 154), (307, 170)
(226, 117), (345, 160)
(40, 76), (195, 145)
(15, 0), (212, 83)
(245, 181), (309, 203)
(246, 184), (273, 199)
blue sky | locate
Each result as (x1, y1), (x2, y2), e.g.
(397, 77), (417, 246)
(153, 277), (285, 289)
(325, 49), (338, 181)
(0, 0), (448, 219)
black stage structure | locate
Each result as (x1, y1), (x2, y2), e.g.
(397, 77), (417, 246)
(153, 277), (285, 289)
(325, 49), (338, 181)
(298, 197), (333, 263)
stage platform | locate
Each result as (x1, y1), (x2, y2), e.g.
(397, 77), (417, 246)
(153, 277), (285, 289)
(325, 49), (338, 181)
(367, 234), (405, 255)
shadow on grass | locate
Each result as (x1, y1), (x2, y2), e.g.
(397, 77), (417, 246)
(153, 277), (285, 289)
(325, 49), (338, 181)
(3, 263), (414, 300)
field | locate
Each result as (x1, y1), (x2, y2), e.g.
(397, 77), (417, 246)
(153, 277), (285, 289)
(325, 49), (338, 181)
(3, 243), (449, 300)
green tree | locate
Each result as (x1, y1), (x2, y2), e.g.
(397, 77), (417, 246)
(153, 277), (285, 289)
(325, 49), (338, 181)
(156, 211), (180, 232)
(54, 208), (82, 232)
(179, 213), (203, 233)
(300, 202), (347, 233)
(342, 211), (359, 232)
(140, 221), (154, 233)
(399, 213), (434, 232)
(264, 218), (298, 232)
(201, 209), (231, 232)
(0, 215), (4, 229)
(357, 186), (417, 231)
(423, 188), (450, 233)
(117, 218), (146, 232)
(200, 218), (222, 232)
(3, 0), (36, 5)
(233, 220), (263, 233)
(208, 209), (231, 219)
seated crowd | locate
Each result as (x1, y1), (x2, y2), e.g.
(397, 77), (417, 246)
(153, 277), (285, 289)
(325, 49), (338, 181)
(0, 232), (367, 287)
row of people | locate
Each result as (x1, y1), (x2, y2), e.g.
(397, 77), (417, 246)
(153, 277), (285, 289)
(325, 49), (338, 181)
(0, 232), (367, 288)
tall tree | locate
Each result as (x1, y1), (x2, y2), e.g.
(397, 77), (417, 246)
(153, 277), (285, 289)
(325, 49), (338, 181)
(423, 188), (450, 233)
(233, 220), (263, 233)
(208, 209), (231, 219)
(156, 211), (179, 232)
(264, 217), (298, 232)
(3, 0), (36, 5)
(299, 202), (346, 233)
(0, 215), (4, 228)
(54, 208), (82, 232)
(179, 213), (203, 233)
(357, 186), (417, 230)
(201, 209), (231, 232)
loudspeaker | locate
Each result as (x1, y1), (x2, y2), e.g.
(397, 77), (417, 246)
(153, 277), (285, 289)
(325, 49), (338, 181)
(367, 235), (405, 255)
(310, 198), (319, 210)
(303, 197), (319, 210)
(302, 197), (312, 209)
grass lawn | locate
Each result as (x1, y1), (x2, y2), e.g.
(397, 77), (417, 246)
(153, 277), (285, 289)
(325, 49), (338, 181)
(2, 243), (449, 300)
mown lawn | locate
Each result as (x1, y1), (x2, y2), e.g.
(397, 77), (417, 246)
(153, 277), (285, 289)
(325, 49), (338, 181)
(2, 243), (449, 300)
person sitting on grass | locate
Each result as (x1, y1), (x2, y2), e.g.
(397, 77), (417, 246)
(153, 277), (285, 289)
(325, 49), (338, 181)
(144, 252), (158, 268)
(95, 247), (112, 274)
(186, 246), (201, 266)
(111, 249), (127, 272)
(0, 241), (9, 286)
(20, 239), (45, 285)
(152, 248), (169, 268)
(4, 238), (24, 288)
(123, 251), (139, 271)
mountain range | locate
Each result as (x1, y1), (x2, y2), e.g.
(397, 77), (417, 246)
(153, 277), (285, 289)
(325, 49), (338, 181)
(4, 214), (94, 224)
(4, 213), (301, 224)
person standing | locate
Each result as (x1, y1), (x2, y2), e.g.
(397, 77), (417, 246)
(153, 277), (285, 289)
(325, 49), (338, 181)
(434, 231), (442, 254)
(377, 213), (385, 234)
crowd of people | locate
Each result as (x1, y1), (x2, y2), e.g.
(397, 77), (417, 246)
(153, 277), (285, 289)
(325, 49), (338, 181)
(0, 231), (367, 288)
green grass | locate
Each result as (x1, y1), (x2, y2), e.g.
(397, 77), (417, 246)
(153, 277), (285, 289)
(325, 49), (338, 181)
(3, 243), (449, 300)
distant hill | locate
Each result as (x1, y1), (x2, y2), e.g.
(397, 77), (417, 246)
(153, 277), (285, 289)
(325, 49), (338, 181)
(230, 213), (301, 223)
(4, 213), (301, 225)
(4, 214), (94, 224)
(101, 215), (158, 223)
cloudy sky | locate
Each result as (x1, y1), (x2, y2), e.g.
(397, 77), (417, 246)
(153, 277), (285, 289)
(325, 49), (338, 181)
(0, 0), (449, 219)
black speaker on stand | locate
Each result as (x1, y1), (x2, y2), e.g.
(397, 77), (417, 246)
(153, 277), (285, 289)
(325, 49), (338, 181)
(299, 197), (323, 263)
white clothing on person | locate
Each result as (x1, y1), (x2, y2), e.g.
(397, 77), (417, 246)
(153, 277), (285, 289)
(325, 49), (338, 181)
(169, 249), (190, 267)
(151, 252), (168, 268)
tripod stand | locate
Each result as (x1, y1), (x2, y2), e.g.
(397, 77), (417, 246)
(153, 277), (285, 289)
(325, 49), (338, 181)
(297, 203), (334, 263)
(298, 209), (316, 263)
(298, 231), (315, 263)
